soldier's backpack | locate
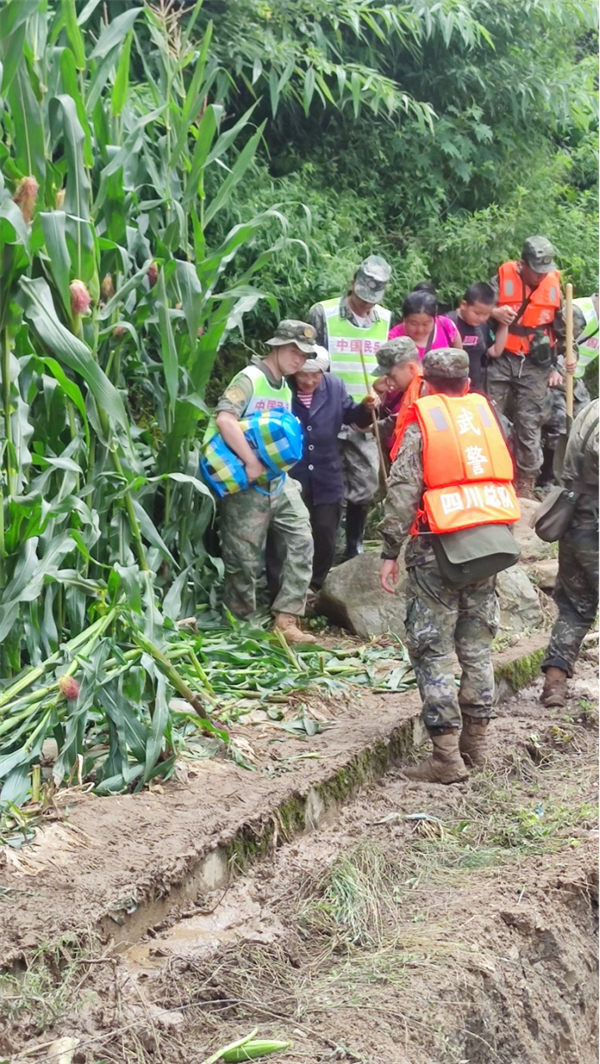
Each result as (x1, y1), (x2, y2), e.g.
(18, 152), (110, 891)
(200, 409), (304, 497)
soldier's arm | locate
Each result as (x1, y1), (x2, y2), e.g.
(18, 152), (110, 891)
(378, 425), (424, 560)
(215, 374), (265, 481)
(307, 303), (327, 347)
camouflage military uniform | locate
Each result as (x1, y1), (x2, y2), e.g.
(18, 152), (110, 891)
(215, 355), (313, 620)
(542, 400), (599, 677)
(379, 420), (499, 731)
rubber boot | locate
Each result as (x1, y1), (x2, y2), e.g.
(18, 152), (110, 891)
(273, 612), (317, 646)
(541, 667), (568, 707)
(459, 715), (490, 768)
(344, 502), (369, 559)
(403, 730), (469, 784)
(515, 474), (536, 500)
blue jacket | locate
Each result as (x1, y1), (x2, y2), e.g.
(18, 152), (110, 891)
(289, 374), (372, 504)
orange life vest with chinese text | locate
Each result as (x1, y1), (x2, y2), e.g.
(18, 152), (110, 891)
(389, 372), (424, 461)
(411, 393), (519, 534)
(498, 261), (561, 355)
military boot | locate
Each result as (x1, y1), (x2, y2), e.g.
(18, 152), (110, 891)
(403, 730), (469, 785)
(459, 715), (491, 768)
(515, 474), (536, 500)
(273, 613), (317, 646)
(541, 667), (567, 707)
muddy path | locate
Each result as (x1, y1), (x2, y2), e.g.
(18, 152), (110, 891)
(2, 643), (597, 1064)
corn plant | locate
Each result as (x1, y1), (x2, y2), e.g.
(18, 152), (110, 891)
(0, 0), (297, 809)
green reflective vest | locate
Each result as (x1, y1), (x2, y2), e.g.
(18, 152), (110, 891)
(204, 364), (291, 443)
(574, 296), (599, 379)
(319, 298), (391, 397)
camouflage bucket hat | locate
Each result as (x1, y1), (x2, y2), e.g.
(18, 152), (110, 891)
(371, 336), (419, 376)
(353, 255), (392, 304)
(265, 319), (317, 354)
(521, 235), (557, 274)
(422, 348), (469, 380)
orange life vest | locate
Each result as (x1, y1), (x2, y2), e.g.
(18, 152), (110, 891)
(497, 261), (561, 356)
(411, 393), (520, 535)
(389, 372), (424, 461)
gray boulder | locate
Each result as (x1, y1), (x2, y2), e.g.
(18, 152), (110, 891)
(318, 552), (543, 638)
(512, 498), (557, 563)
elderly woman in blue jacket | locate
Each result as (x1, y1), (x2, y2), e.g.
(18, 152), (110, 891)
(289, 347), (378, 589)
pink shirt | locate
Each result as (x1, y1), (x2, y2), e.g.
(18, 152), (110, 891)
(388, 315), (459, 359)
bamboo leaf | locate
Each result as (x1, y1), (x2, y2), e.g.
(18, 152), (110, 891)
(204, 122), (266, 226)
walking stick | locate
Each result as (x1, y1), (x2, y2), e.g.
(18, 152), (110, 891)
(359, 348), (388, 492)
(565, 282), (574, 423)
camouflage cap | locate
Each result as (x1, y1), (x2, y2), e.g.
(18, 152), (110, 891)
(265, 319), (317, 354)
(353, 255), (392, 304)
(521, 235), (557, 274)
(299, 345), (330, 373)
(422, 347), (469, 380)
(371, 336), (419, 376)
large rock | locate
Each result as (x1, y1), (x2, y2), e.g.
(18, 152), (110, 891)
(513, 498), (557, 563)
(318, 553), (543, 638)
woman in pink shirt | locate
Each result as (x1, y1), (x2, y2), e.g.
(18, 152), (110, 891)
(388, 289), (463, 359)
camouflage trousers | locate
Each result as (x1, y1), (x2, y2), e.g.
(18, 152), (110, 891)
(219, 476), (313, 619)
(403, 563), (499, 731)
(542, 524), (599, 677)
(339, 427), (380, 506)
(487, 352), (548, 476)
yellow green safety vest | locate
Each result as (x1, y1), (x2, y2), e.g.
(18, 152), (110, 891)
(319, 298), (391, 398)
(204, 364), (291, 442)
(574, 296), (599, 379)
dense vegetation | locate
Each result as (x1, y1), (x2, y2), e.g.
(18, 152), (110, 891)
(0, 0), (596, 810)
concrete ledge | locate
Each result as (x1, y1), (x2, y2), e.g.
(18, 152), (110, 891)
(0, 631), (549, 968)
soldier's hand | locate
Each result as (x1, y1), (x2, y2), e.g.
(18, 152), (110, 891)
(547, 369), (563, 389)
(493, 305), (517, 326)
(564, 359), (577, 375)
(245, 455), (267, 482)
(380, 559), (399, 594)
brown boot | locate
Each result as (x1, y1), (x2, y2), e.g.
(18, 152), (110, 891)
(541, 667), (567, 707)
(459, 715), (491, 768)
(515, 474), (536, 500)
(273, 613), (317, 646)
(403, 730), (469, 785)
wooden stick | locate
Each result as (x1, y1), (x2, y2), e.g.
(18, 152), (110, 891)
(565, 282), (574, 422)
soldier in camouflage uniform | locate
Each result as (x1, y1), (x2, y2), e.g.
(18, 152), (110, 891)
(541, 400), (599, 706)
(379, 349), (512, 784)
(214, 320), (316, 645)
(308, 256), (392, 558)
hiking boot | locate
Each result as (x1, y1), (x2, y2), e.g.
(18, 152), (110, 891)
(541, 667), (567, 707)
(273, 613), (317, 646)
(403, 730), (469, 785)
(515, 474), (536, 500)
(459, 715), (491, 768)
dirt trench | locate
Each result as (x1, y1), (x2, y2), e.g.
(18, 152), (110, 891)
(1, 645), (598, 1064)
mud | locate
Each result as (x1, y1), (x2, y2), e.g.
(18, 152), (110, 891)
(1, 636), (597, 1064)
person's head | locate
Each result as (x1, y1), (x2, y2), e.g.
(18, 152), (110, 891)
(294, 345), (330, 394)
(264, 319), (317, 376)
(372, 336), (421, 391)
(412, 280), (437, 296)
(520, 235), (557, 288)
(349, 254), (391, 316)
(422, 348), (470, 396)
(401, 290), (438, 346)
(458, 281), (496, 326)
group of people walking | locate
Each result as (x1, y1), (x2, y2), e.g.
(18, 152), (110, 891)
(202, 237), (599, 783)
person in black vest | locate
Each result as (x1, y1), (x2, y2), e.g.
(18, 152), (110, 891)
(289, 348), (378, 589)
